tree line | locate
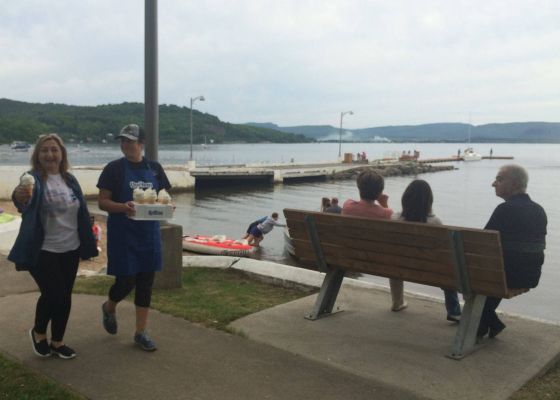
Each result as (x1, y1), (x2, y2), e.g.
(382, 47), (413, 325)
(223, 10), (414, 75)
(0, 99), (313, 144)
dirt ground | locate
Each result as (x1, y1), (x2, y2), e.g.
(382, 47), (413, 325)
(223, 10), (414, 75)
(0, 200), (108, 274)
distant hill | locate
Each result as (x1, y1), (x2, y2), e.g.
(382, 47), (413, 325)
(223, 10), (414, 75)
(247, 121), (560, 143)
(0, 99), (312, 144)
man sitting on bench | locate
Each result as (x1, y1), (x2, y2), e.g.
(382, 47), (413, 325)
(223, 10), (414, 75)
(478, 164), (548, 339)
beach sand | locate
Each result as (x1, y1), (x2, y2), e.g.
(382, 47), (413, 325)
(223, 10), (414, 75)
(0, 200), (107, 275)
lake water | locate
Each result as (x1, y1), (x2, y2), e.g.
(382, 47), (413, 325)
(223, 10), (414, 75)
(3, 142), (558, 323)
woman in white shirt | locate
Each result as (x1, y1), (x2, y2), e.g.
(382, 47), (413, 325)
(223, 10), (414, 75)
(10, 134), (97, 359)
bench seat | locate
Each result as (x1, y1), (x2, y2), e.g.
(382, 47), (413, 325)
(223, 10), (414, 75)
(284, 209), (529, 359)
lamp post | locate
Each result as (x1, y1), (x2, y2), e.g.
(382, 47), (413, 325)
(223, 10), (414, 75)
(189, 95), (205, 160)
(338, 110), (353, 158)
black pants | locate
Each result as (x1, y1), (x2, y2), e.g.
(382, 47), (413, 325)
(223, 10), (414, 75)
(108, 271), (155, 308)
(29, 249), (79, 342)
(479, 296), (503, 334)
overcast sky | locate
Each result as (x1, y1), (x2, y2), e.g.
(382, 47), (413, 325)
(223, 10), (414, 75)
(2, 1), (559, 128)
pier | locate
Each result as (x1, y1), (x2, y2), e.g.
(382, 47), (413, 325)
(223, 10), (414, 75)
(190, 161), (362, 187)
(0, 154), (512, 199)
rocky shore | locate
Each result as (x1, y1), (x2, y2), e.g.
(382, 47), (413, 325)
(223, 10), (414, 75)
(330, 162), (454, 180)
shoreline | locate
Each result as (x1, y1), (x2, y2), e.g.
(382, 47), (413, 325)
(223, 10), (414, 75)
(0, 160), (454, 200)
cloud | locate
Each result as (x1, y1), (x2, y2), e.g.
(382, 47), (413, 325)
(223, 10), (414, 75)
(2, 0), (560, 127)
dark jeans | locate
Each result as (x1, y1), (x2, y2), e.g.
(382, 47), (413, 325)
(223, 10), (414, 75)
(109, 271), (155, 308)
(443, 289), (461, 316)
(29, 249), (79, 342)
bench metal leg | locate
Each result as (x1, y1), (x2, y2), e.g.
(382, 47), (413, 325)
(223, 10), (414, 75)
(306, 268), (346, 320)
(447, 294), (486, 360)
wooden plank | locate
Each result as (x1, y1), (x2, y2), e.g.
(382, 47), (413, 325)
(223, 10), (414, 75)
(324, 255), (457, 288)
(288, 222), (453, 260)
(287, 215), (451, 245)
(287, 218), (452, 249)
(291, 235), (454, 265)
(293, 240), (455, 276)
(287, 209), (502, 248)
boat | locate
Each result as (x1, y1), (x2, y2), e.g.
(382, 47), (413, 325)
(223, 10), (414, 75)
(10, 141), (31, 151)
(462, 115), (481, 161)
(463, 147), (482, 161)
(182, 235), (256, 257)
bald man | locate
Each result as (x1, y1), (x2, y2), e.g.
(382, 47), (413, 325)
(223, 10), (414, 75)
(477, 164), (547, 339)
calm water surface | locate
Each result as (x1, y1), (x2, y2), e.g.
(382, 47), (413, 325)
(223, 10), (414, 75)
(6, 142), (555, 322)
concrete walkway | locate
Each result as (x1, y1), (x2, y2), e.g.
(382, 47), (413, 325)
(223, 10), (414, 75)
(1, 255), (560, 399)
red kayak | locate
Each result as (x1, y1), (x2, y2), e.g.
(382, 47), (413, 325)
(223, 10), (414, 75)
(182, 235), (256, 257)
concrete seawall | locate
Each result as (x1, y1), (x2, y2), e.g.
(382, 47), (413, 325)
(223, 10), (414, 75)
(0, 165), (196, 200)
(0, 160), (455, 200)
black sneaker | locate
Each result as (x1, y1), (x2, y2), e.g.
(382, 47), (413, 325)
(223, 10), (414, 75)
(50, 344), (76, 359)
(29, 328), (51, 358)
(489, 321), (506, 338)
(447, 314), (461, 323)
(102, 302), (117, 334)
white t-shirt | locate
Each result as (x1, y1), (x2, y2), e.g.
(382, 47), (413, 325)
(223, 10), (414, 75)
(41, 174), (80, 253)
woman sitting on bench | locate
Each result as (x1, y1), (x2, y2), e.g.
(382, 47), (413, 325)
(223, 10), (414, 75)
(393, 179), (462, 323)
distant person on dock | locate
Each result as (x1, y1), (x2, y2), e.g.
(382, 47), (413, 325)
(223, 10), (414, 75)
(8, 133), (98, 359)
(457, 149), (461, 158)
(490, 148), (493, 158)
(320, 197), (331, 212)
(97, 123), (172, 352)
(342, 170), (406, 311)
(246, 212), (286, 247)
(393, 179), (461, 322)
(477, 164), (547, 339)
(325, 197), (342, 214)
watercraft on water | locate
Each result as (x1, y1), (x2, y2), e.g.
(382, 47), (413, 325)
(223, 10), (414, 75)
(182, 235), (256, 257)
(462, 115), (481, 161)
(10, 141), (31, 151)
(463, 147), (482, 161)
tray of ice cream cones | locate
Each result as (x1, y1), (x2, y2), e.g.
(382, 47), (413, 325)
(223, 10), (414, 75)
(129, 188), (174, 220)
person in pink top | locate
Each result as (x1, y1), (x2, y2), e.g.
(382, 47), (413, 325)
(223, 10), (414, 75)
(342, 169), (407, 311)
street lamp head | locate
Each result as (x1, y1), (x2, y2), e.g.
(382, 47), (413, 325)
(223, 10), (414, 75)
(190, 95), (205, 103)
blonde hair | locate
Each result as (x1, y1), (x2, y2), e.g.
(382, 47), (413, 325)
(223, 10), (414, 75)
(30, 133), (70, 179)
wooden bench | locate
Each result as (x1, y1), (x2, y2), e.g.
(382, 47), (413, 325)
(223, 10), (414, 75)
(284, 209), (529, 359)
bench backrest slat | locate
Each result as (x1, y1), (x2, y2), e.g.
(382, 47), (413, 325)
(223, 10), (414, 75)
(284, 209), (509, 298)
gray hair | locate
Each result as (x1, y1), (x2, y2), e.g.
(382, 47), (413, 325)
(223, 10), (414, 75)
(501, 164), (528, 190)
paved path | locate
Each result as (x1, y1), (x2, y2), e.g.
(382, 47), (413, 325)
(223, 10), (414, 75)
(2, 254), (560, 399)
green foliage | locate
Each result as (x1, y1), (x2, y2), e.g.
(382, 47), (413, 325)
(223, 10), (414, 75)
(0, 353), (84, 399)
(0, 98), (313, 145)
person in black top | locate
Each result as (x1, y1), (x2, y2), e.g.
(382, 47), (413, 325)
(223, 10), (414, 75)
(97, 124), (171, 352)
(477, 164), (547, 339)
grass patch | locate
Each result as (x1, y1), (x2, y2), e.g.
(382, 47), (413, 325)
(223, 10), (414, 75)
(0, 353), (84, 400)
(0, 213), (15, 224)
(73, 267), (315, 331)
(510, 361), (560, 399)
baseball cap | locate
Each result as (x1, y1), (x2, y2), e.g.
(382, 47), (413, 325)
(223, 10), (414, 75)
(116, 124), (144, 141)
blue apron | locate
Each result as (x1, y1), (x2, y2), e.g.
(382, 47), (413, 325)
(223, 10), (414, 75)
(107, 158), (162, 276)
